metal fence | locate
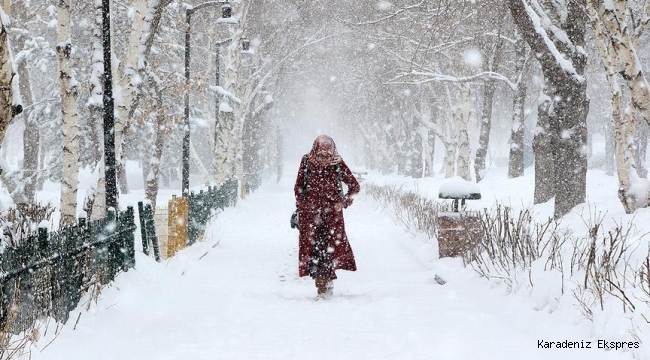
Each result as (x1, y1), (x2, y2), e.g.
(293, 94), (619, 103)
(188, 179), (238, 245)
(0, 207), (136, 334)
(0, 178), (243, 334)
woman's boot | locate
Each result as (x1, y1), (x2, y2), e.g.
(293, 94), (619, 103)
(315, 276), (328, 298)
(325, 280), (333, 296)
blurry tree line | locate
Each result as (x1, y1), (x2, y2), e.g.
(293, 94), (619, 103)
(268, 0), (650, 218)
(0, 0), (649, 221)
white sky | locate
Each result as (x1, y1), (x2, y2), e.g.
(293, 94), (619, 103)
(19, 159), (646, 360)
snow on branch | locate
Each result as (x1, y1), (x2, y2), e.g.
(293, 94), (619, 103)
(210, 85), (242, 104)
(522, 0), (583, 81)
(390, 70), (518, 91)
(351, 0), (425, 26)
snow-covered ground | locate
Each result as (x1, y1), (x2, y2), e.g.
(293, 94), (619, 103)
(21, 163), (642, 360)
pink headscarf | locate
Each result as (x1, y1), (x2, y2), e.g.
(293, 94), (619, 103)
(308, 135), (342, 167)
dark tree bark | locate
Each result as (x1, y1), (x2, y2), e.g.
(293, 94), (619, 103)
(475, 31), (504, 182)
(534, 93), (555, 204)
(508, 33), (528, 178)
(475, 79), (496, 182)
(507, 0), (589, 218)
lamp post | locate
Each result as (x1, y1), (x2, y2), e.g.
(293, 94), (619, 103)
(183, 1), (232, 196)
(102, 0), (117, 211)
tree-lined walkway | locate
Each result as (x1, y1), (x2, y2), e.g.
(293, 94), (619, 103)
(26, 176), (632, 360)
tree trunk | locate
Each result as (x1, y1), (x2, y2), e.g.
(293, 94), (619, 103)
(0, 11), (17, 145)
(533, 93), (555, 204)
(441, 119), (457, 179)
(456, 84), (472, 181)
(143, 78), (168, 212)
(113, 0), (148, 195)
(605, 118), (615, 175)
(588, 1), (642, 212)
(508, 34), (528, 178)
(91, 163), (106, 221)
(475, 79), (496, 182)
(214, 0), (248, 188)
(87, 0), (105, 216)
(145, 122), (165, 212)
(56, 0), (80, 226)
(508, 0), (589, 218)
(474, 35), (503, 182)
(410, 123), (424, 178)
(636, 115), (648, 178)
(594, 0), (650, 129)
(18, 60), (38, 203)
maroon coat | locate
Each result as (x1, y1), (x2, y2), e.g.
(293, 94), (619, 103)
(294, 155), (360, 277)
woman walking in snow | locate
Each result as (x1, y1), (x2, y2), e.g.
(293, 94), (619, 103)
(294, 135), (360, 299)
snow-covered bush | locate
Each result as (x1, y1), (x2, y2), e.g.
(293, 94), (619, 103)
(366, 183), (649, 359)
(0, 203), (54, 247)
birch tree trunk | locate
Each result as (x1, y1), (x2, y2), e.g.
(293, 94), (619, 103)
(87, 0), (106, 218)
(115, 0), (172, 194)
(605, 119), (615, 175)
(0, 9), (17, 145)
(91, 164), (106, 221)
(588, 0), (645, 212)
(86, 0), (104, 167)
(417, 89), (436, 177)
(636, 121), (648, 178)
(145, 94), (166, 212)
(508, 34), (528, 178)
(456, 84), (472, 181)
(426, 130), (435, 177)
(112, 0), (147, 195)
(410, 122), (424, 178)
(18, 57), (38, 202)
(590, 0), (650, 127)
(56, 0), (80, 226)
(214, 1), (248, 188)
(440, 115), (457, 178)
(474, 77), (496, 182)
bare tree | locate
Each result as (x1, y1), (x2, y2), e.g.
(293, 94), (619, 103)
(507, 32), (530, 178)
(587, 0), (650, 211)
(507, 0), (590, 218)
(0, 7), (20, 147)
(56, 0), (80, 225)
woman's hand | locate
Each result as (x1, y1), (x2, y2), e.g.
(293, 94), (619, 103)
(334, 202), (344, 212)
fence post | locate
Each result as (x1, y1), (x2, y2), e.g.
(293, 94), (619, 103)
(167, 196), (188, 257)
(37, 226), (48, 250)
(137, 201), (149, 256)
(188, 191), (197, 246)
(105, 208), (117, 283)
(124, 206), (136, 270)
(144, 204), (161, 262)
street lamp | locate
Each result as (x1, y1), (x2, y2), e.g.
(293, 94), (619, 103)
(183, 1), (233, 196)
(102, 0), (117, 211)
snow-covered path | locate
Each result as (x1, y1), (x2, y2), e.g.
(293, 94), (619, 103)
(27, 177), (633, 360)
